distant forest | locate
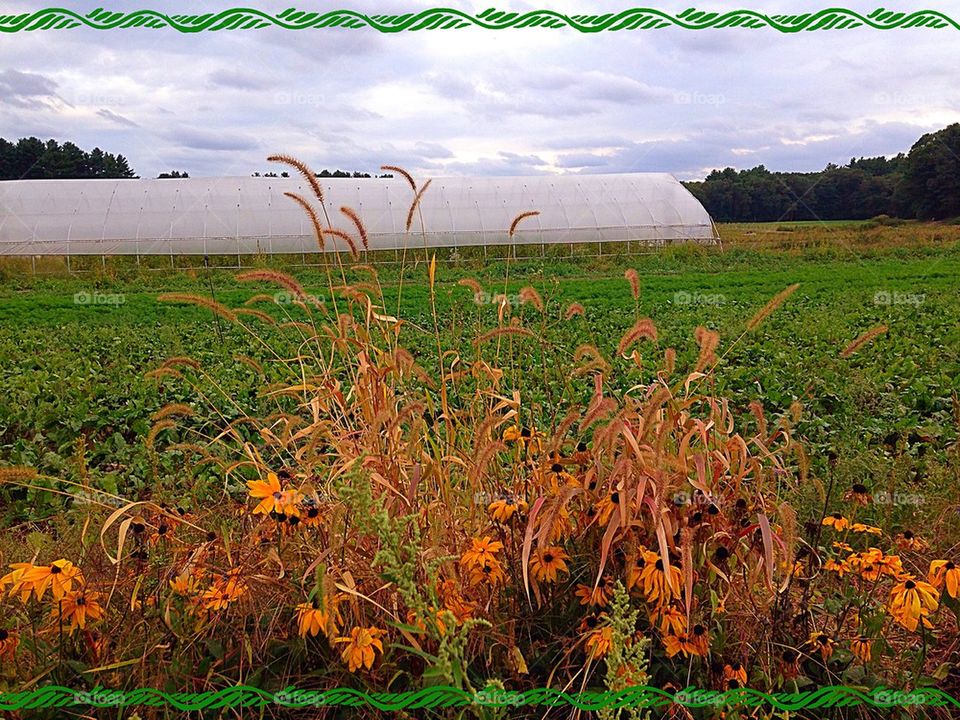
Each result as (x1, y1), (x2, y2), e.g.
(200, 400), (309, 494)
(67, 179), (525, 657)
(4, 123), (960, 221)
(683, 123), (960, 222)
(0, 137), (135, 180)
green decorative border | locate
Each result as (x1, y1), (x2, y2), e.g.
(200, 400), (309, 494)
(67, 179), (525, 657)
(0, 7), (958, 33)
(1, 685), (958, 710)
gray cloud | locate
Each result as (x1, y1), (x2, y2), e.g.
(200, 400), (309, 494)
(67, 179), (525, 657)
(96, 108), (138, 127)
(0, 69), (61, 109)
(167, 128), (261, 152)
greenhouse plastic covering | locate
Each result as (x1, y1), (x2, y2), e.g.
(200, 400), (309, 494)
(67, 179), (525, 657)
(0, 174), (717, 255)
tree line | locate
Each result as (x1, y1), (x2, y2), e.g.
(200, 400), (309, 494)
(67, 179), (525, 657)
(683, 123), (960, 222)
(0, 137), (135, 180)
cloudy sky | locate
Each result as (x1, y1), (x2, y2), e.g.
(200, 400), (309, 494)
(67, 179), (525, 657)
(1, 0), (959, 179)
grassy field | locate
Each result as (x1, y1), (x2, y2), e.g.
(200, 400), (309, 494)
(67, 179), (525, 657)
(1, 222), (958, 525)
(2, 220), (960, 712)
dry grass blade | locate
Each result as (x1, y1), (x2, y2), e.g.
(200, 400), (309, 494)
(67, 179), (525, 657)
(564, 303), (585, 320)
(840, 324), (888, 358)
(617, 317), (658, 356)
(268, 154), (325, 204)
(405, 179), (432, 232)
(340, 206), (369, 250)
(381, 164), (416, 192)
(236, 269), (306, 299)
(518, 287), (544, 312)
(281, 192), (326, 251)
(509, 210), (540, 239)
(322, 227), (359, 259)
(746, 283), (800, 331)
(624, 268), (640, 301)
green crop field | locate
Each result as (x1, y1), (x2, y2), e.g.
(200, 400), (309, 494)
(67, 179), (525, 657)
(1, 223), (958, 527)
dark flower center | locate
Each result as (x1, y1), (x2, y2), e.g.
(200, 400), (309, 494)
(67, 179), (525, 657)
(50, 565), (62, 575)
(655, 560), (664, 571)
(521, 427), (531, 438)
(817, 634), (828, 644)
(707, 504), (719, 515)
(715, 547), (730, 561)
(903, 530), (914, 539)
(731, 662), (741, 671)
(158, 525), (168, 535)
(852, 483), (868, 494)
(307, 508), (319, 518)
(610, 492), (620, 504)
(735, 498), (747, 509)
(832, 513), (843, 520)
(543, 553), (554, 564)
(577, 442), (587, 452)
(693, 624), (705, 636)
(76, 597), (86, 606)
(132, 522), (145, 534)
(782, 650), (798, 662)
(551, 463), (563, 473)
(586, 616), (598, 628)
(905, 580), (916, 589)
(288, 516), (300, 526)
(946, 562), (955, 570)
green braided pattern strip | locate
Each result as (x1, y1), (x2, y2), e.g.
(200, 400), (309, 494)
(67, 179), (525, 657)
(0, 7), (957, 33)
(1, 685), (958, 710)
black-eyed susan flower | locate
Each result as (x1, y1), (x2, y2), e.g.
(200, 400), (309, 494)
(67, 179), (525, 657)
(296, 593), (342, 639)
(585, 625), (613, 658)
(438, 579), (474, 622)
(824, 558), (850, 577)
(896, 530), (928, 552)
(58, 590), (104, 633)
(929, 560), (959, 599)
(806, 632), (834, 661)
(688, 623), (710, 657)
(336, 626), (384, 672)
(844, 483), (872, 505)
(201, 568), (247, 611)
(22, 560), (85, 602)
(889, 577), (939, 632)
(850, 523), (882, 536)
(460, 537), (503, 572)
(0, 563), (35, 603)
(488, 494), (527, 523)
(822, 513), (849, 531)
(574, 576), (612, 608)
(170, 569), (202, 597)
(780, 649), (800, 679)
(723, 662), (747, 688)
(468, 559), (507, 587)
(300, 502), (323, 527)
(638, 556), (683, 606)
(529, 546), (569, 583)
(651, 605), (686, 636)
(850, 636), (872, 664)
(246, 472), (284, 515)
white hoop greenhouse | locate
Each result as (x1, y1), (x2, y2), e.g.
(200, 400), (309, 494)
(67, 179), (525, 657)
(0, 173), (717, 256)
